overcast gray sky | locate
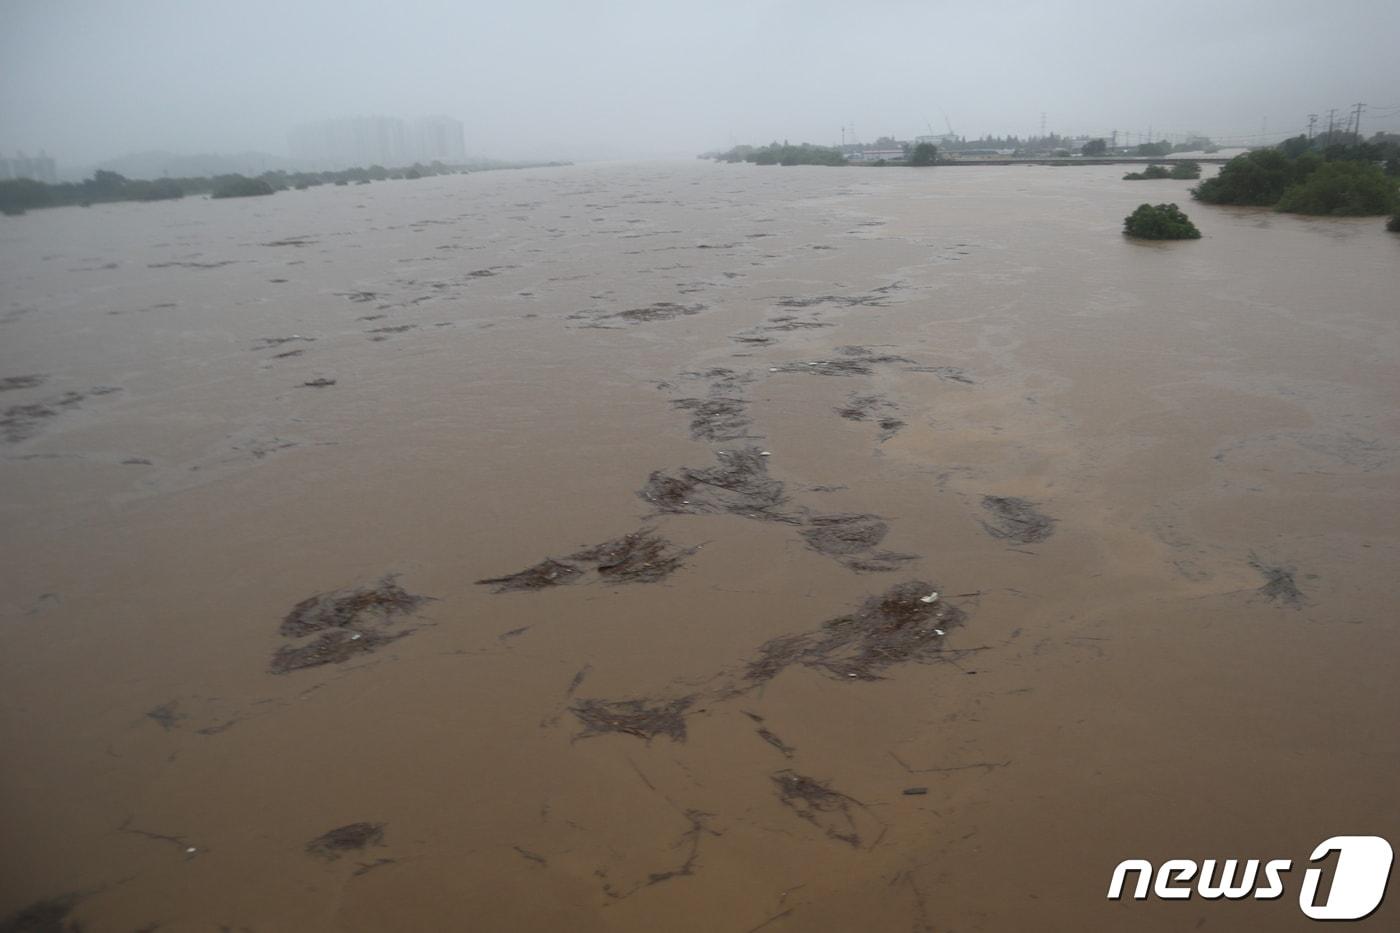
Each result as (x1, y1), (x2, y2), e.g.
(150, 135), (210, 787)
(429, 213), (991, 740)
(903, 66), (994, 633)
(3, 0), (1398, 166)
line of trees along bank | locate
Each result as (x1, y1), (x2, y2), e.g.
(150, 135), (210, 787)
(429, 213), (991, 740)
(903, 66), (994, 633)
(0, 159), (566, 216)
(707, 143), (849, 166)
(1193, 133), (1399, 219)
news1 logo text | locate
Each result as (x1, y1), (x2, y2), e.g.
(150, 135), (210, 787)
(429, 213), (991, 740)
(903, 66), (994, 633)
(1108, 836), (1393, 921)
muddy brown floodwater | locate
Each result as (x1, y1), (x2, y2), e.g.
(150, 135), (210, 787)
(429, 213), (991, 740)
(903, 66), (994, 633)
(1, 162), (1398, 932)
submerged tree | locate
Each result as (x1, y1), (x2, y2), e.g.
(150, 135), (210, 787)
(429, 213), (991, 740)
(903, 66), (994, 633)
(1123, 202), (1202, 240)
(909, 142), (938, 166)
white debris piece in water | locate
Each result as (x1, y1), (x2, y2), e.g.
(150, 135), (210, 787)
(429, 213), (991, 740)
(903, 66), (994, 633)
(760, 451), (771, 456)
(919, 592), (939, 604)
(934, 629), (945, 636)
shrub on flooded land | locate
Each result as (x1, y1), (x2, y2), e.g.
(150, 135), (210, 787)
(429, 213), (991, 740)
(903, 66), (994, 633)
(1388, 213), (1400, 232)
(211, 175), (275, 199)
(1124, 165), (1171, 180)
(1274, 161), (1398, 216)
(1170, 161), (1201, 179)
(1123, 202), (1201, 240)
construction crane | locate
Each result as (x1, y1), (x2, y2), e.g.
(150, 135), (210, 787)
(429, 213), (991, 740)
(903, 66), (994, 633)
(921, 113), (958, 145)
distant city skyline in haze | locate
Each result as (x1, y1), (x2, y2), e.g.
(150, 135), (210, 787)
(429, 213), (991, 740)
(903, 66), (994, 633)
(3, 0), (1398, 170)
(288, 115), (467, 169)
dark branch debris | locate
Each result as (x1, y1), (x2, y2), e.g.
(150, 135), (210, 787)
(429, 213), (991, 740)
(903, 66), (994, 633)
(746, 581), (966, 683)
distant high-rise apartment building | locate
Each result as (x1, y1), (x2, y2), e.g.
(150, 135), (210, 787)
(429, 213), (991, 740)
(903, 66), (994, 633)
(0, 151), (57, 183)
(288, 116), (406, 169)
(410, 116), (467, 163)
(288, 116), (465, 169)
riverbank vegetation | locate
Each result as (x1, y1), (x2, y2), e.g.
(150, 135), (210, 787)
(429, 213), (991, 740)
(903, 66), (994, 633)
(211, 175), (275, 199)
(1124, 162), (1201, 180)
(1274, 161), (1397, 216)
(0, 170), (186, 214)
(1123, 203), (1201, 240)
(909, 142), (938, 166)
(1193, 133), (1399, 216)
(708, 143), (848, 166)
(0, 159), (566, 216)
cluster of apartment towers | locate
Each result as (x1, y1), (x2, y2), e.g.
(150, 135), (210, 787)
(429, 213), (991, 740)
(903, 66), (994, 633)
(287, 115), (467, 169)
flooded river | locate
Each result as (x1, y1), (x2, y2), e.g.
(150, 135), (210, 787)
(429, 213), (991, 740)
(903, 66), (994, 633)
(2, 161), (1398, 931)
